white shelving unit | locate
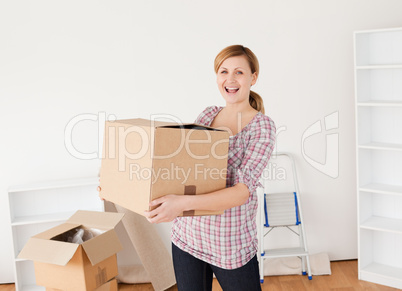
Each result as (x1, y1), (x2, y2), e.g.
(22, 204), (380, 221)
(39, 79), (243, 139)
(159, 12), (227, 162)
(354, 27), (402, 289)
(8, 178), (103, 291)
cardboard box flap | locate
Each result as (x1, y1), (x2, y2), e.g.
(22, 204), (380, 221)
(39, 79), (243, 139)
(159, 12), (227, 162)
(159, 123), (228, 132)
(111, 118), (227, 132)
(18, 237), (79, 266)
(67, 210), (124, 230)
(116, 118), (178, 128)
(81, 229), (122, 265)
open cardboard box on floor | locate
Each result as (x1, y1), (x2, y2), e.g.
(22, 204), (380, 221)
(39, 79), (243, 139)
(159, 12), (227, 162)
(18, 210), (124, 291)
(99, 118), (229, 217)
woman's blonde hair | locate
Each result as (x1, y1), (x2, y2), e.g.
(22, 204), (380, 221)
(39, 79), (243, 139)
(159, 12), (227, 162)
(214, 45), (265, 114)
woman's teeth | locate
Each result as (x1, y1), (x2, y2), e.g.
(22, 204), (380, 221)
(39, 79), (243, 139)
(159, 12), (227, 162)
(225, 87), (239, 93)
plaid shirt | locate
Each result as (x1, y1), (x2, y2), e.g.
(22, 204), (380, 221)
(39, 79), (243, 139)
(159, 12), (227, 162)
(171, 106), (276, 269)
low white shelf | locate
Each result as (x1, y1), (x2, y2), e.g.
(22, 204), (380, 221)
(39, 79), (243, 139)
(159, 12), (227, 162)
(8, 177), (103, 291)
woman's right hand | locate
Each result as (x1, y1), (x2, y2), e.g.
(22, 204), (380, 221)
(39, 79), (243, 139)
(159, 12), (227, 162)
(97, 178), (105, 201)
(144, 194), (188, 223)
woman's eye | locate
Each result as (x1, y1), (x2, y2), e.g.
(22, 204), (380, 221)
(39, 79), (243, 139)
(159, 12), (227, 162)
(220, 70), (227, 74)
(236, 71), (243, 75)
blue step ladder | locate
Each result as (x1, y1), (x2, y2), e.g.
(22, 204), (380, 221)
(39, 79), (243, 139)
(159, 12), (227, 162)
(258, 152), (312, 283)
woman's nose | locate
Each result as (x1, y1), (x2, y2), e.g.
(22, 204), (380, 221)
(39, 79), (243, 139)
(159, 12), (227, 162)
(227, 72), (236, 81)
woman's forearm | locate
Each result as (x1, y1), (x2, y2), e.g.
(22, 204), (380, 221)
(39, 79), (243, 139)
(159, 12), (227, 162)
(182, 183), (250, 212)
(145, 183), (250, 223)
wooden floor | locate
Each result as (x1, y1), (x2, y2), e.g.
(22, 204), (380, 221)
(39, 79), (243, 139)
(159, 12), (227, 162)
(0, 260), (399, 290)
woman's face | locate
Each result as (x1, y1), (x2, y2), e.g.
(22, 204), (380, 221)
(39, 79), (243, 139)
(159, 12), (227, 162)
(216, 55), (257, 107)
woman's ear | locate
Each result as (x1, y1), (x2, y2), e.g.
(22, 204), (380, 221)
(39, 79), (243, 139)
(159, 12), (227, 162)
(251, 72), (258, 86)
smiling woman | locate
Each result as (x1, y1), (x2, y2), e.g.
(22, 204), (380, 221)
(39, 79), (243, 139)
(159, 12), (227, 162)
(144, 45), (276, 291)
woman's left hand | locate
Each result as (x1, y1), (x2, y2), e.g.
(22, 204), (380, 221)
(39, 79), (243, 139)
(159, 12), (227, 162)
(144, 194), (187, 224)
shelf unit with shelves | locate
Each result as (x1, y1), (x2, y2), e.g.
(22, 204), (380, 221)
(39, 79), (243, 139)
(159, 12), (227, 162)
(8, 177), (103, 291)
(355, 27), (402, 289)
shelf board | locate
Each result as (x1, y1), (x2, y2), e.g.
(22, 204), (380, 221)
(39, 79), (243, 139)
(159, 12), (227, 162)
(357, 100), (402, 107)
(359, 183), (402, 196)
(11, 207), (104, 226)
(358, 142), (402, 151)
(355, 27), (402, 34)
(360, 216), (402, 234)
(11, 211), (74, 226)
(8, 177), (99, 193)
(356, 64), (402, 70)
(360, 263), (402, 289)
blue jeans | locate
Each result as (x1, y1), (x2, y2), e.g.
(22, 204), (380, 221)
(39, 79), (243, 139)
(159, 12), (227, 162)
(172, 243), (262, 291)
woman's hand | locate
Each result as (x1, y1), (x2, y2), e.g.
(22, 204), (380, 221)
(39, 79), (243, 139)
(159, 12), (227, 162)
(97, 178), (106, 201)
(144, 194), (187, 224)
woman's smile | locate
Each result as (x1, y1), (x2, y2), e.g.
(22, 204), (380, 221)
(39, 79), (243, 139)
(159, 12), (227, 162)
(225, 86), (240, 93)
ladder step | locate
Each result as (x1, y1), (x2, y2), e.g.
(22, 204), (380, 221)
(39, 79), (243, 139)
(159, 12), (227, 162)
(261, 247), (309, 258)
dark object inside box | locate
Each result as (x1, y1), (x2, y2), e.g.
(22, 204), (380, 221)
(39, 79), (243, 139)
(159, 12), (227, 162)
(51, 227), (104, 244)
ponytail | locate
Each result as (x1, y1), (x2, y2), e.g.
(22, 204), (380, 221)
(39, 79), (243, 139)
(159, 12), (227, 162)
(249, 90), (265, 114)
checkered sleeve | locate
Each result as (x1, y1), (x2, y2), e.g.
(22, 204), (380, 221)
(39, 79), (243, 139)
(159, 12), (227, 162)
(234, 116), (276, 194)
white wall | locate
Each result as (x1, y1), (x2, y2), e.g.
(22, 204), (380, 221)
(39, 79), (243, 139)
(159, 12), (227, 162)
(1, 0), (402, 283)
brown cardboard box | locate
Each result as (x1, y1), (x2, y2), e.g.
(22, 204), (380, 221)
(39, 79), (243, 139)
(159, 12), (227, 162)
(93, 278), (118, 291)
(18, 210), (124, 290)
(46, 278), (118, 291)
(99, 118), (229, 216)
